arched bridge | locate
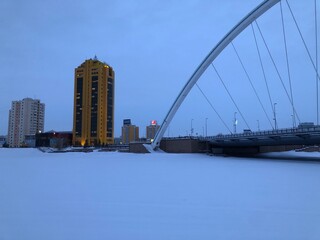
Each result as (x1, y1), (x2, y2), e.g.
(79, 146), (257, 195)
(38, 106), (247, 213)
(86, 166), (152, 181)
(151, 0), (320, 153)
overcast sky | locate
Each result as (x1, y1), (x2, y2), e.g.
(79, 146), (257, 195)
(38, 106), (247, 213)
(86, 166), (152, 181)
(0, 0), (317, 137)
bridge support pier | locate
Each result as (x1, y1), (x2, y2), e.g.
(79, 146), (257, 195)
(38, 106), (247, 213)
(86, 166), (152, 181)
(259, 145), (303, 153)
(212, 146), (260, 156)
(211, 144), (305, 156)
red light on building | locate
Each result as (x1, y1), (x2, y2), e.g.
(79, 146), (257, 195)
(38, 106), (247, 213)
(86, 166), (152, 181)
(151, 120), (157, 126)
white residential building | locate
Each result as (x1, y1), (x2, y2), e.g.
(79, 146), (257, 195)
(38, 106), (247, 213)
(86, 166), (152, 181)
(7, 98), (45, 147)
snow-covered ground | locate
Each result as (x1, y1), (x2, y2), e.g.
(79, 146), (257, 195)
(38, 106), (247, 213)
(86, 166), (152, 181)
(0, 149), (320, 240)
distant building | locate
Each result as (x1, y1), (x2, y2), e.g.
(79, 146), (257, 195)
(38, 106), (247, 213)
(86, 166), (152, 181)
(0, 135), (6, 147)
(113, 137), (122, 145)
(25, 135), (36, 148)
(36, 131), (72, 148)
(7, 98), (45, 147)
(121, 119), (139, 144)
(73, 57), (115, 146)
(146, 120), (160, 141)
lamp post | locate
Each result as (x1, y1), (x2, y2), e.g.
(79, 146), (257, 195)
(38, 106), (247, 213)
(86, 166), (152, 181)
(273, 103), (277, 130)
(291, 114), (295, 129)
(205, 118), (208, 137)
(257, 120), (260, 131)
(191, 119), (194, 137)
(234, 112), (237, 134)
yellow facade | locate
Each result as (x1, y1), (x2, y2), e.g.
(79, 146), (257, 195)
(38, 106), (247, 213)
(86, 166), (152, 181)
(72, 58), (115, 146)
(121, 125), (139, 144)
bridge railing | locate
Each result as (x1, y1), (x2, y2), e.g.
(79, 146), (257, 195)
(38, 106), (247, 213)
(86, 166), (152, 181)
(200, 125), (320, 140)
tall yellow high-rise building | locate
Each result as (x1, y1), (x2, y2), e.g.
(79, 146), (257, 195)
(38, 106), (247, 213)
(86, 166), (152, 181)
(72, 57), (115, 146)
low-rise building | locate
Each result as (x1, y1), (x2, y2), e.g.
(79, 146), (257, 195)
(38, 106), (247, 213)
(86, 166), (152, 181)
(0, 135), (6, 147)
(36, 131), (72, 148)
(121, 119), (139, 144)
(25, 135), (36, 148)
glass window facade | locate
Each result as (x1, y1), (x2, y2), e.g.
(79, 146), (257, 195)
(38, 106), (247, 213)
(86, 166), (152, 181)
(75, 77), (83, 137)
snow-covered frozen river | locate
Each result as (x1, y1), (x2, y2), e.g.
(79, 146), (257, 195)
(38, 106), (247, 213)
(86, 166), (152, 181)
(0, 148), (319, 240)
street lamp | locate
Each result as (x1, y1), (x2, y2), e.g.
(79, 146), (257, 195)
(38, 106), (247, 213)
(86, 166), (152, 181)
(205, 118), (208, 137)
(257, 120), (260, 131)
(191, 119), (194, 137)
(234, 112), (237, 134)
(291, 114), (295, 129)
(273, 103), (277, 130)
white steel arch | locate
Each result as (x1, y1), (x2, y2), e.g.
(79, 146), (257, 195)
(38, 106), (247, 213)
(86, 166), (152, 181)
(152, 0), (281, 150)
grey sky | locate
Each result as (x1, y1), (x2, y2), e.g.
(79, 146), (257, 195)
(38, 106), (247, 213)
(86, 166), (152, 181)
(0, 0), (317, 137)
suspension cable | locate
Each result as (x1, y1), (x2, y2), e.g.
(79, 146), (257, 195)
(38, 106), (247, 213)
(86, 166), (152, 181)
(251, 24), (275, 129)
(285, 0), (320, 83)
(211, 64), (251, 130)
(195, 83), (233, 134)
(280, 1), (296, 127)
(316, 0), (319, 125)
(231, 42), (274, 128)
(255, 21), (301, 123)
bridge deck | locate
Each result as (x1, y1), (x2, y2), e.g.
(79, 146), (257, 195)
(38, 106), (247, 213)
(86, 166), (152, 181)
(203, 126), (320, 147)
